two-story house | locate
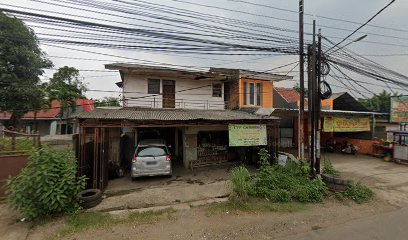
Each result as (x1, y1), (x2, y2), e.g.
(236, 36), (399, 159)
(74, 64), (291, 190)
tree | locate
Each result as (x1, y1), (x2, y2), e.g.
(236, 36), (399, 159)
(45, 66), (87, 116)
(358, 90), (397, 113)
(94, 96), (121, 107)
(293, 83), (307, 94)
(0, 12), (52, 128)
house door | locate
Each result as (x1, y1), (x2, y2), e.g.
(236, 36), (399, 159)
(163, 80), (175, 108)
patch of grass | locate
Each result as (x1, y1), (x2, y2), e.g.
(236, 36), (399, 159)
(128, 208), (176, 223)
(54, 212), (113, 239)
(336, 183), (374, 204)
(322, 159), (341, 177)
(206, 198), (308, 216)
(230, 166), (251, 202)
(0, 138), (35, 152)
(52, 208), (175, 240)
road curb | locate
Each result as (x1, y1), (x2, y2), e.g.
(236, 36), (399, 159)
(107, 197), (229, 217)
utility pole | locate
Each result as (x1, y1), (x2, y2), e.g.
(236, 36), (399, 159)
(298, 0), (305, 161)
(315, 28), (322, 175)
(308, 19), (317, 178)
(307, 44), (313, 175)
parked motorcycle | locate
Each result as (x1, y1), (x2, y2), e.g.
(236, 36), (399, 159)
(341, 143), (359, 155)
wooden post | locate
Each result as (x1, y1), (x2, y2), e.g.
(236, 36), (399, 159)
(11, 134), (16, 151)
(37, 131), (41, 148)
(33, 133), (36, 147)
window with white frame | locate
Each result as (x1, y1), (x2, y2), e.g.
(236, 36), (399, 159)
(244, 81), (262, 106)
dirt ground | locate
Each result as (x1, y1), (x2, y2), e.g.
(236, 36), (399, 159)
(327, 153), (408, 207)
(3, 153), (408, 240)
(29, 198), (396, 240)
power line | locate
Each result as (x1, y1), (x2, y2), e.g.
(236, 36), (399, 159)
(327, 0), (396, 53)
(225, 0), (408, 34)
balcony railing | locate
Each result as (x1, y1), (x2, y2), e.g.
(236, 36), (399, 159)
(124, 97), (228, 110)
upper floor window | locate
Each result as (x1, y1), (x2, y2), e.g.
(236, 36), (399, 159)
(212, 83), (222, 97)
(244, 82), (248, 105)
(249, 83), (255, 105)
(148, 79), (160, 94)
(256, 83), (262, 106)
(244, 81), (262, 106)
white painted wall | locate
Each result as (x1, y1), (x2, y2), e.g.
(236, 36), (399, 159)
(123, 74), (225, 109)
(49, 121), (57, 135)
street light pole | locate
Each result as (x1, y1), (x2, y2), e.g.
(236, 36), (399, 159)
(329, 34), (367, 54)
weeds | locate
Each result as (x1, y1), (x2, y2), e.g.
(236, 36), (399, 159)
(206, 198), (307, 215)
(250, 160), (327, 203)
(52, 209), (175, 239)
(322, 159), (341, 177)
(230, 166), (251, 202)
(229, 148), (328, 204)
(336, 183), (374, 204)
(0, 138), (35, 151)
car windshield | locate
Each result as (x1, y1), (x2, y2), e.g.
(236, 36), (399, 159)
(136, 146), (167, 157)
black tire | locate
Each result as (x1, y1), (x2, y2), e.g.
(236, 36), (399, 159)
(78, 189), (102, 203)
(81, 198), (102, 209)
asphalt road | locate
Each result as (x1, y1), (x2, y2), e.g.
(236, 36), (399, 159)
(280, 207), (408, 240)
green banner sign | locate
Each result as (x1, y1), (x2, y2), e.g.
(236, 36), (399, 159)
(228, 124), (267, 146)
(391, 96), (408, 123)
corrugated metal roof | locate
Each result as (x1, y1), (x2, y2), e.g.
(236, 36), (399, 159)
(73, 108), (279, 121)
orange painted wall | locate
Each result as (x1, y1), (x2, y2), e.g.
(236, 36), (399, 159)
(321, 99), (333, 110)
(239, 78), (273, 108)
(333, 138), (374, 155)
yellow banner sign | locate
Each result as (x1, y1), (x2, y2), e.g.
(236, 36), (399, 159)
(323, 117), (370, 132)
(229, 124), (267, 146)
(390, 96), (408, 123)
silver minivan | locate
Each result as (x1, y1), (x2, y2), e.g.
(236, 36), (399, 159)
(131, 139), (172, 179)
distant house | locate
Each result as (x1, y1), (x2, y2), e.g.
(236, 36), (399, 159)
(320, 92), (368, 111)
(0, 99), (94, 136)
(271, 89), (390, 154)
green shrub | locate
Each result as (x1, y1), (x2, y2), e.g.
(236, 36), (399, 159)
(249, 149), (327, 203)
(267, 189), (291, 203)
(6, 147), (87, 220)
(339, 183), (374, 204)
(322, 159), (341, 177)
(230, 166), (251, 201)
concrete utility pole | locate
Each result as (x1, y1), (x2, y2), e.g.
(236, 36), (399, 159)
(307, 22), (323, 178)
(308, 19), (317, 178)
(315, 28), (322, 175)
(298, 0), (305, 160)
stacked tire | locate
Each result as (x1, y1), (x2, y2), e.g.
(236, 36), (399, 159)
(78, 189), (102, 209)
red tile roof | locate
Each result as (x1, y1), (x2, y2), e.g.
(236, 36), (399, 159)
(0, 99), (94, 119)
(275, 88), (301, 104)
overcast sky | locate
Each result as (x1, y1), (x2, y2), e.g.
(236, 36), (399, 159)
(3, 0), (408, 99)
